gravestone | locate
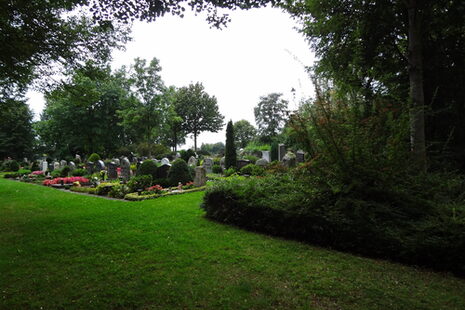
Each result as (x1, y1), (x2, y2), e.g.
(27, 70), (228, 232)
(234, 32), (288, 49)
(53, 161), (60, 171)
(128, 152), (135, 163)
(108, 162), (118, 179)
(261, 151), (271, 162)
(203, 158), (213, 173)
(48, 163), (54, 171)
(86, 162), (94, 175)
(252, 150), (262, 158)
(121, 157), (131, 181)
(41, 161), (48, 172)
(282, 152), (296, 168)
(175, 152), (181, 159)
(96, 160), (105, 171)
(256, 158), (268, 166)
(113, 158), (120, 166)
(194, 166), (207, 187)
(161, 158), (171, 166)
(156, 164), (170, 179)
(237, 159), (251, 170)
(220, 157), (225, 169)
(69, 161), (76, 171)
(60, 160), (67, 169)
(75, 154), (81, 164)
(296, 151), (305, 164)
(187, 156), (197, 166)
(278, 144), (286, 161)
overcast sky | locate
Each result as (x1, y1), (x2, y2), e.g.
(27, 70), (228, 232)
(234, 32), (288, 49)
(27, 6), (315, 148)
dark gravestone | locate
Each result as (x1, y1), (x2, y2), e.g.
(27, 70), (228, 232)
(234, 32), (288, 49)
(121, 157), (131, 181)
(194, 166), (207, 187)
(296, 151), (305, 164)
(86, 162), (94, 175)
(108, 162), (118, 180)
(237, 159), (251, 170)
(96, 160), (105, 171)
(278, 144), (286, 161)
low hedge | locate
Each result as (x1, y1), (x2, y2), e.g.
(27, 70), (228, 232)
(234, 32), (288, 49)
(125, 186), (206, 201)
(70, 186), (98, 195)
(201, 175), (465, 276)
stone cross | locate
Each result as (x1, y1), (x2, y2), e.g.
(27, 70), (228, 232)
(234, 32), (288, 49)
(194, 166), (207, 187)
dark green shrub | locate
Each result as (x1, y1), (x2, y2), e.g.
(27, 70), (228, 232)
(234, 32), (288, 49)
(243, 155), (259, 163)
(87, 153), (100, 162)
(180, 149), (196, 162)
(168, 158), (192, 186)
(2, 160), (19, 172)
(108, 184), (131, 199)
(225, 120), (237, 169)
(51, 170), (61, 178)
(30, 161), (40, 171)
(136, 160), (157, 179)
(71, 168), (87, 176)
(127, 175), (153, 192)
(60, 166), (71, 177)
(240, 164), (265, 176)
(212, 164), (222, 174)
(270, 142), (279, 162)
(96, 183), (119, 196)
(224, 167), (236, 177)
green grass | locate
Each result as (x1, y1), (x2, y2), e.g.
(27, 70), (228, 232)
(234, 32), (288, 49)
(1, 179), (464, 309)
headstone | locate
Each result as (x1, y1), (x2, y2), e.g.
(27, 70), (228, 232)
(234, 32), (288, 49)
(261, 151), (271, 162)
(161, 158), (171, 166)
(60, 160), (67, 169)
(108, 162), (118, 179)
(23, 157), (29, 164)
(296, 151), (305, 164)
(96, 160), (105, 171)
(48, 163), (54, 171)
(175, 152), (181, 159)
(187, 156), (197, 166)
(113, 158), (120, 166)
(237, 159), (251, 170)
(282, 152), (296, 168)
(203, 158), (213, 173)
(220, 156), (225, 169)
(132, 157), (138, 164)
(41, 161), (48, 172)
(69, 161), (76, 171)
(75, 154), (81, 164)
(121, 157), (131, 181)
(86, 162), (94, 175)
(128, 152), (135, 163)
(252, 150), (262, 158)
(53, 161), (60, 171)
(278, 144), (286, 161)
(256, 158), (268, 166)
(194, 166), (207, 187)
(156, 164), (170, 179)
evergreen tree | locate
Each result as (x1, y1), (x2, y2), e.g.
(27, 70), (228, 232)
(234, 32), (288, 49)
(225, 120), (237, 169)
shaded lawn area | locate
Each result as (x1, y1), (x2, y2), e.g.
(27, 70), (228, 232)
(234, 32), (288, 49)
(1, 179), (464, 309)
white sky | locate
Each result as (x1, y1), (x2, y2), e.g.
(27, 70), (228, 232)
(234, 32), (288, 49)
(27, 6), (315, 148)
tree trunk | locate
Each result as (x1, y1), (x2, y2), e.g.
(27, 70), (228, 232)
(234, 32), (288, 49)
(407, 0), (427, 170)
(194, 132), (197, 152)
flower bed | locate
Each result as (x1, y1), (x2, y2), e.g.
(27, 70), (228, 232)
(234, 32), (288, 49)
(125, 186), (206, 201)
(43, 177), (89, 186)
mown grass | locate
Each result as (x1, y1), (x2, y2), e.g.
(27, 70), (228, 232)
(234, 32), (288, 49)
(1, 178), (464, 309)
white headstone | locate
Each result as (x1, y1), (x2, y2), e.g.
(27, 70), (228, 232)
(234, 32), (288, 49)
(161, 158), (171, 166)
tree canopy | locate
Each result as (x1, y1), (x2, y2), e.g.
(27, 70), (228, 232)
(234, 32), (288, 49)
(254, 93), (288, 143)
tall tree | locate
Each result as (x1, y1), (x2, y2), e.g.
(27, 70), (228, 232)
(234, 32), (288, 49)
(254, 93), (288, 143)
(233, 119), (257, 148)
(0, 97), (34, 159)
(174, 83), (224, 151)
(225, 120), (237, 169)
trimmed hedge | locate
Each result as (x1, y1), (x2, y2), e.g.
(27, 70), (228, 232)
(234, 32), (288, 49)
(201, 175), (465, 276)
(70, 186), (98, 195)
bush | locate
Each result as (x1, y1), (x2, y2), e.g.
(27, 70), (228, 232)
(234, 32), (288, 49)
(60, 166), (71, 177)
(168, 158), (192, 186)
(201, 171), (465, 276)
(270, 142), (279, 162)
(127, 175), (153, 192)
(212, 164), (222, 174)
(108, 184), (131, 199)
(240, 164), (265, 176)
(30, 161), (40, 171)
(136, 160), (157, 179)
(243, 155), (259, 163)
(2, 160), (19, 172)
(87, 153), (100, 162)
(70, 186), (97, 195)
(224, 167), (236, 177)
(51, 170), (61, 178)
(96, 183), (119, 196)
(180, 149), (196, 162)
(71, 168), (87, 177)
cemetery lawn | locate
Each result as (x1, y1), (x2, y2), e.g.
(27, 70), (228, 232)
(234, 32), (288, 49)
(1, 179), (465, 310)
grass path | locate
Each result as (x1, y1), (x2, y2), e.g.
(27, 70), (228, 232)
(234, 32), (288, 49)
(1, 178), (464, 309)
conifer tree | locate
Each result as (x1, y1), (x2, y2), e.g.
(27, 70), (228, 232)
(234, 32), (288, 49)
(225, 120), (237, 169)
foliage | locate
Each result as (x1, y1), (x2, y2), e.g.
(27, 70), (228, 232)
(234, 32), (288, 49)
(96, 183), (120, 196)
(127, 175), (153, 193)
(254, 93), (288, 143)
(202, 172), (465, 275)
(136, 143), (170, 157)
(180, 149), (196, 162)
(71, 168), (87, 177)
(244, 141), (270, 152)
(239, 164), (265, 176)
(174, 82), (224, 151)
(1, 160), (20, 172)
(225, 120), (237, 169)
(60, 166), (71, 177)
(223, 167), (237, 177)
(43, 177), (89, 186)
(0, 99), (34, 159)
(233, 120), (257, 148)
(200, 142), (225, 155)
(212, 165), (223, 174)
(70, 186), (98, 195)
(3, 169), (32, 179)
(243, 155), (259, 163)
(168, 159), (192, 186)
(136, 160), (158, 179)
(124, 186), (206, 201)
(88, 153), (101, 162)
(107, 184), (131, 199)
(270, 141), (279, 162)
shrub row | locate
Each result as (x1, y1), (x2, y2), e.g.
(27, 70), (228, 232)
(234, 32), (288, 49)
(125, 186), (206, 201)
(201, 174), (465, 276)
